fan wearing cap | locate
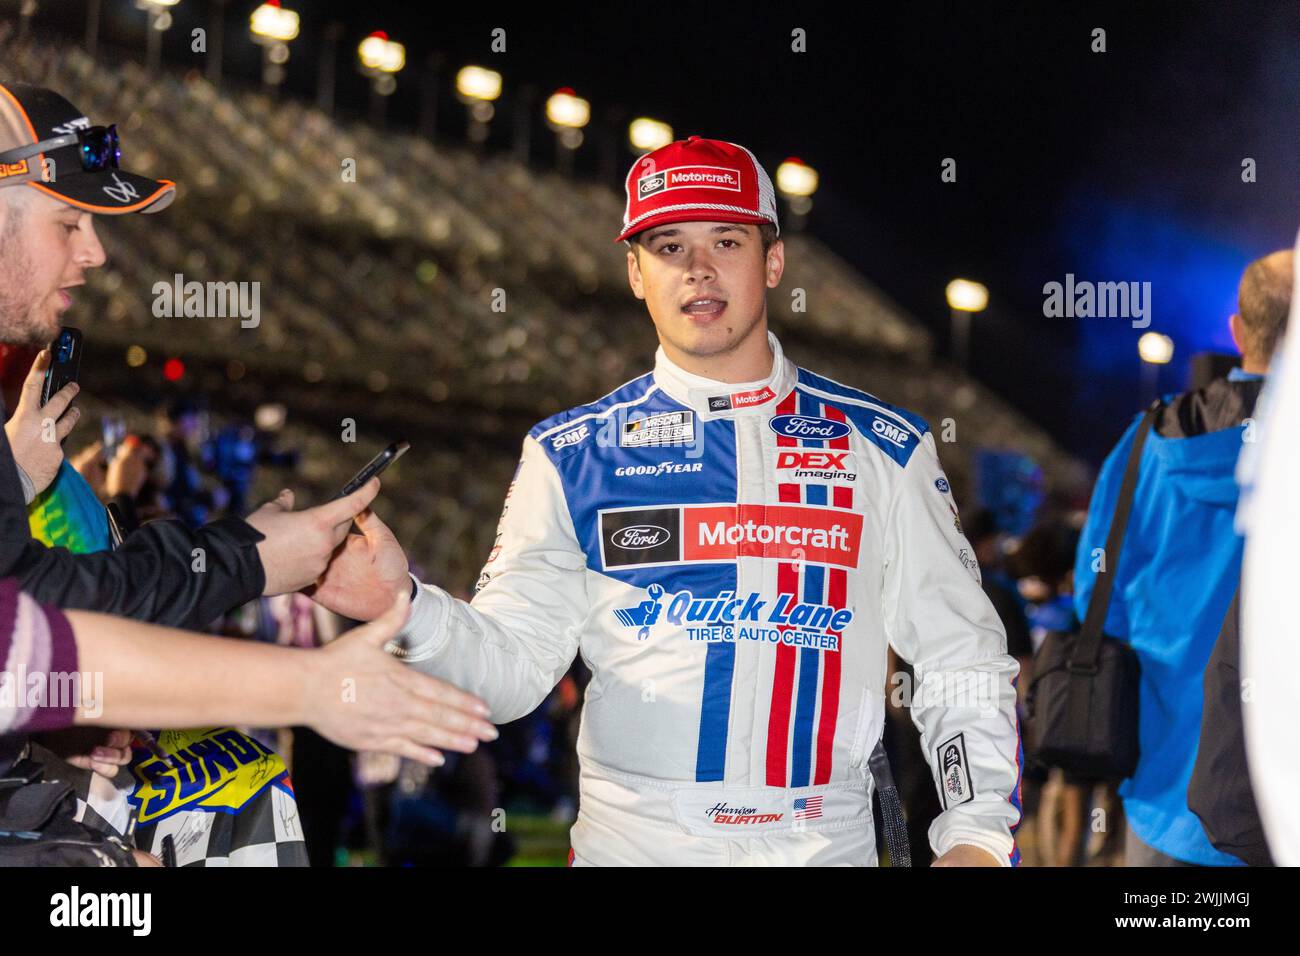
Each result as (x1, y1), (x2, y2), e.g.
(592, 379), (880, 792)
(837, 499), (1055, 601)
(0, 83), (173, 354)
(318, 136), (1023, 867)
(0, 84), (408, 648)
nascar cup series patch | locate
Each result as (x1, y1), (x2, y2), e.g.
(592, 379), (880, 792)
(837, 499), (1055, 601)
(620, 410), (694, 447)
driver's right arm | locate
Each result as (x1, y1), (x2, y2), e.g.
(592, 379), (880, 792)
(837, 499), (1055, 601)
(394, 435), (588, 723)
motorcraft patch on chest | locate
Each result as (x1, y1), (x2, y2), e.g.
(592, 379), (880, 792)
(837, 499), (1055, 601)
(620, 410), (695, 447)
(937, 732), (975, 809)
(599, 502), (863, 570)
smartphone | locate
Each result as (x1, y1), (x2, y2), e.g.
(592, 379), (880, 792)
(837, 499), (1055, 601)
(336, 441), (409, 499)
(40, 326), (82, 407)
(102, 413), (126, 465)
(106, 502), (132, 549)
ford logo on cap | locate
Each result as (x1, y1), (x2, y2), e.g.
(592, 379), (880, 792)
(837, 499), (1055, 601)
(768, 415), (851, 440)
(612, 525), (670, 550)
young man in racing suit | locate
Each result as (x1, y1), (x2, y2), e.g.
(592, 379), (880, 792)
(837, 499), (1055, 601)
(315, 137), (1024, 866)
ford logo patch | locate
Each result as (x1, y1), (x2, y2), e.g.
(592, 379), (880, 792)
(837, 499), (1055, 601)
(612, 525), (670, 550)
(768, 415), (851, 441)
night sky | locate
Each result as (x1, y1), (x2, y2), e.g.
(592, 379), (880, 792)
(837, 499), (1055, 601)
(24, 0), (1300, 463)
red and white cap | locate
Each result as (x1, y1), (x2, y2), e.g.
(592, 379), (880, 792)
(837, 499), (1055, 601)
(616, 136), (779, 243)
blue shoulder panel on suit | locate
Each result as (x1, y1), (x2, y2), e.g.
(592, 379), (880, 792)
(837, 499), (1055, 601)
(795, 368), (929, 467)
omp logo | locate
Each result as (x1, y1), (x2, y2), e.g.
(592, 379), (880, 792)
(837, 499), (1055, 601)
(0, 160), (29, 179)
(871, 417), (910, 448)
(551, 423), (589, 450)
(638, 171), (666, 197)
(611, 525), (670, 550)
(769, 415), (851, 440)
(599, 503), (863, 570)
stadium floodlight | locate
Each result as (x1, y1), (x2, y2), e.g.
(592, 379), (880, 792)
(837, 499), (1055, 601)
(628, 118), (673, 153)
(775, 156), (818, 226)
(946, 278), (989, 371)
(456, 65), (502, 102)
(946, 278), (990, 313)
(457, 66), (503, 144)
(546, 88), (590, 129)
(1138, 332), (1174, 365)
(546, 88), (590, 174)
(250, 2), (299, 90)
(358, 31), (406, 74)
(136, 0), (180, 74)
(358, 31), (406, 126)
(250, 1), (300, 43)
(776, 157), (819, 199)
(1138, 332), (1174, 404)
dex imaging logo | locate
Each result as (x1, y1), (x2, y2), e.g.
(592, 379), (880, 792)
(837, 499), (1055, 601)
(775, 450), (857, 483)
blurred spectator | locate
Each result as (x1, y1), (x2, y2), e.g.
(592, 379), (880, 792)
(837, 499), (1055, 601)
(203, 422), (299, 519)
(1007, 520), (1104, 866)
(1240, 243), (1300, 865)
(1074, 249), (1292, 867)
(966, 508), (1033, 664)
(1190, 250), (1294, 867)
(158, 398), (226, 528)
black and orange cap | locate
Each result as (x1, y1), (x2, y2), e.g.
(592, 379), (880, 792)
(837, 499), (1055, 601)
(0, 82), (174, 214)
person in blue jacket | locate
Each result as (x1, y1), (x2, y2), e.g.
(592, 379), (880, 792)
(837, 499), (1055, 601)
(1074, 248), (1292, 866)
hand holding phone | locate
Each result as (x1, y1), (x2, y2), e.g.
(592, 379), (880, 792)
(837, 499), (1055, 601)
(337, 441), (410, 499)
(41, 327), (82, 407)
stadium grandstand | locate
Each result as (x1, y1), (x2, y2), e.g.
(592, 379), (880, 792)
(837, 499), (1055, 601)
(2, 27), (1085, 589)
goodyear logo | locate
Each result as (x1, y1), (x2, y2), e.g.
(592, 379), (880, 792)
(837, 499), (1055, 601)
(127, 727), (288, 824)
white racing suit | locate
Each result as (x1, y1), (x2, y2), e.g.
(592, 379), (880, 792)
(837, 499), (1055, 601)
(396, 333), (1024, 865)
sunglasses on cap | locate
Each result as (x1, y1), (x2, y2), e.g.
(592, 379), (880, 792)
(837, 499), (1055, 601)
(0, 124), (120, 173)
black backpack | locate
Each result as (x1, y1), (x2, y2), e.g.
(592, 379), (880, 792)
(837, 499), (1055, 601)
(1187, 589), (1273, 866)
(0, 755), (136, 867)
(1026, 404), (1155, 780)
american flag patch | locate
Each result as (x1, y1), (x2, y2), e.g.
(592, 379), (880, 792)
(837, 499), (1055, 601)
(793, 796), (823, 820)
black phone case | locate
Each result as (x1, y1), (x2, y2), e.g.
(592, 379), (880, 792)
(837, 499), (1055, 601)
(41, 328), (82, 407)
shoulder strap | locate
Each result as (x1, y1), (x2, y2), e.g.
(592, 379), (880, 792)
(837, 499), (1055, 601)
(1071, 401), (1161, 673)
